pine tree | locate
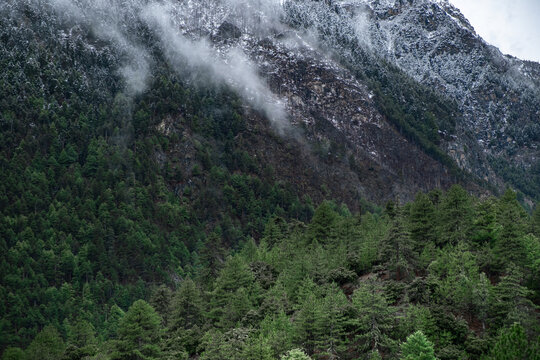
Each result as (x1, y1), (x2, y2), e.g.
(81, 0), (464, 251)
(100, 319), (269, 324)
(316, 285), (350, 359)
(427, 245), (481, 317)
(493, 266), (538, 332)
(380, 206), (416, 280)
(199, 230), (228, 285)
(351, 280), (396, 356)
(472, 272), (491, 334)
(150, 285), (172, 327)
(294, 292), (321, 356)
(494, 189), (528, 267)
(111, 300), (162, 360)
(522, 234), (540, 299)
(471, 197), (500, 246)
(531, 206), (540, 238)
(281, 349), (312, 360)
(262, 216), (288, 247)
(0, 348), (25, 360)
(308, 201), (339, 244)
(208, 255), (255, 328)
(400, 330), (436, 360)
(409, 192), (436, 249)
(220, 287), (252, 329)
(259, 311), (295, 358)
(171, 278), (204, 331)
(63, 319), (97, 360)
(105, 304), (125, 340)
(199, 328), (252, 360)
(437, 185), (472, 246)
(242, 335), (274, 360)
(485, 323), (537, 360)
(25, 325), (65, 360)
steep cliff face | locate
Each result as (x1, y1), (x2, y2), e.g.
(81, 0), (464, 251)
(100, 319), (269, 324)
(245, 38), (457, 202)
(155, 0), (469, 202)
(334, 0), (540, 198)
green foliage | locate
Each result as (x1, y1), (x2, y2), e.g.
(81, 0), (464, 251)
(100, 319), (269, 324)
(111, 300), (162, 360)
(437, 185), (472, 246)
(532, 206), (540, 237)
(25, 326), (65, 360)
(241, 336), (275, 360)
(351, 280), (396, 356)
(0, 348), (25, 360)
(307, 201), (339, 243)
(1, 187), (540, 360)
(409, 192), (437, 248)
(281, 349), (312, 360)
(63, 319), (98, 360)
(492, 266), (538, 331)
(400, 331), (436, 360)
(259, 311), (295, 358)
(208, 255), (256, 328)
(380, 206), (416, 280)
(484, 323), (539, 360)
(2, 3), (539, 360)
(150, 285), (173, 327)
(493, 189), (529, 268)
(199, 328), (252, 360)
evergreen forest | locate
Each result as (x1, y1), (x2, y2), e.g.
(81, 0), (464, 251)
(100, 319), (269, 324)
(1, 1), (540, 359)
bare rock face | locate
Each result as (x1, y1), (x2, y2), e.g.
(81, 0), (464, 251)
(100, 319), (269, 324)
(273, 0), (540, 199)
(335, 0), (540, 198)
(243, 38), (457, 203)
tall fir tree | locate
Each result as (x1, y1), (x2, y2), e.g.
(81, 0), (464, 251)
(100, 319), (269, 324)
(400, 330), (436, 360)
(494, 189), (528, 267)
(493, 265), (538, 332)
(294, 292), (321, 356)
(380, 206), (416, 280)
(409, 192), (436, 249)
(111, 300), (162, 360)
(25, 325), (65, 360)
(63, 319), (98, 360)
(150, 285), (172, 327)
(484, 323), (540, 360)
(531, 206), (540, 238)
(471, 197), (500, 246)
(315, 285), (350, 359)
(259, 311), (295, 358)
(208, 255), (255, 328)
(171, 278), (204, 331)
(307, 201), (339, 244)
(437, 185), (472, 246)
(351, 280), (396, 357)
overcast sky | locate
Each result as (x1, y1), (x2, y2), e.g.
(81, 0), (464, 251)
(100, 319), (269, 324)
(449, 0), (540, 63)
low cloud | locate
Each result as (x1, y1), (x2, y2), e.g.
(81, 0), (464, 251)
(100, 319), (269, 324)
(49, 0), (152, 95)
(39, 0), (289, 131)
(142, 2), (288, 132)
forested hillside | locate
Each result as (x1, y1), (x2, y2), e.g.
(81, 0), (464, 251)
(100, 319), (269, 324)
(2, 187), (540, 359)
(1, 0), (540, 359)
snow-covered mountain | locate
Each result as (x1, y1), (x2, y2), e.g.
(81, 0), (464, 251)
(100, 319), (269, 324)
(343, 0), (540, 191)
(2, 0), (539, 202)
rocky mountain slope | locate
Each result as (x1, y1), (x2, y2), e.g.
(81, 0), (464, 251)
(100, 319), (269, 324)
(330, 0), (540, 199)
(1, 0), (539, 205)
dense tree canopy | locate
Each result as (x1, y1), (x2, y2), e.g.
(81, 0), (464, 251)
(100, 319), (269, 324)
(4, 186), (539, 359)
